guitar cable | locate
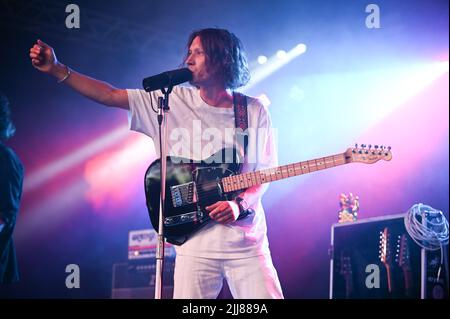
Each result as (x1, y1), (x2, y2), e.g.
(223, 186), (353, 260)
(404, 203), (449, 281)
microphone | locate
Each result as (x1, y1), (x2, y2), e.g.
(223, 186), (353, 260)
(142, 68), (193, 92)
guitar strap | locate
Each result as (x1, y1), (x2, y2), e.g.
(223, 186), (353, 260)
(232, 92), (254, 220)
(232, 92), (249, 159)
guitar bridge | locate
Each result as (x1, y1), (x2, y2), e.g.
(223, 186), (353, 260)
(170, 182), (198, 208)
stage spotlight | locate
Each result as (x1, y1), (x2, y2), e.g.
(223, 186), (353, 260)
(24, 125), (130, 192)
(243, 44), (307, 91)
(276, 50), (287, 59)
(257, 55), (268, 64)
(294, 43), (307, 55)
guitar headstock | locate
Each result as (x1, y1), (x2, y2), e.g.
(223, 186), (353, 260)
(379, 227), (393, 267)
(339, 250), (353, 278)
(345, 144), (392, 164)
(396, 234), (411, 269)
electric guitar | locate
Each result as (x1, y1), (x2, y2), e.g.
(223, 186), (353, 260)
(379, 227), (394, 293)
(396, 234), (413, 297)
(339, 249), (354, 298)
(145, 144), (392, 245)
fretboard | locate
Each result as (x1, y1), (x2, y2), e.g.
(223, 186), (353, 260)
(221, 152), (349, 193)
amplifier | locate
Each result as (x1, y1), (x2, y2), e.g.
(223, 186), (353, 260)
(128, 229), (176, 260)
(111, 258), (175, 299)
(329, 213), (448, 299)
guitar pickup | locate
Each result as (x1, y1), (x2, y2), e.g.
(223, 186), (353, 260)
(170, 182), (198, 208)
(164, 210), (204, 226)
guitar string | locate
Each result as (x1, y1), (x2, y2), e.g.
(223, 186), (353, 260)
(195, 172), (294, 192)
(194, 169), (292, 189)
(168, 156), (346, 191)
(180, 174), (284, 197)
(165, 155), (348, 199)
(194, 160), (346, 190)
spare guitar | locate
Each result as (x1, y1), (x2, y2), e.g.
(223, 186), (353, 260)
(396, 234), (413, 297)
(379, 227), (394, 294)
(145, 144), (392, 245)
(339, 249), (354, 298)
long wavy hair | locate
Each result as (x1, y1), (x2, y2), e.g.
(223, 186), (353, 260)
(184, 28), (250, 89)
(0, 92), (16, 140)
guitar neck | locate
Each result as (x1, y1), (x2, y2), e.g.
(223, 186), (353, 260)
(222, 152), (349, 193)
(385, 264), (393, 293)
(402, 266), (413, 292)
(345, 275), (354, 298)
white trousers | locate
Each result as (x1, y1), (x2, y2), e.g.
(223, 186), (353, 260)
(173, 254), (284, 299)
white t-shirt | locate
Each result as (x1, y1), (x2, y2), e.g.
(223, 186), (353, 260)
(127, 86), (277, 258)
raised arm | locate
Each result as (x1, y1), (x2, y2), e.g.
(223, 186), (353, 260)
(29, 39), (129, 110)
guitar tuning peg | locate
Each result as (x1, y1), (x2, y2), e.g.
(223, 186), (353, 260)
(374, 145), (379, 149)
(361, 144), (366, 148)
(387, 146), (391, 151)
(355, 143), (358, 149)
(368, 144), (372, 149)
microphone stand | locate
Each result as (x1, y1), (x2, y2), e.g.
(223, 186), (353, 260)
(154, 85), (172, 299)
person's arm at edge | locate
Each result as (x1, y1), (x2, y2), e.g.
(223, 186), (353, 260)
(30, 39), (129, 110)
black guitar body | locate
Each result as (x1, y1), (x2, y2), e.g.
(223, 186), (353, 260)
(144, 148), (242, 245)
